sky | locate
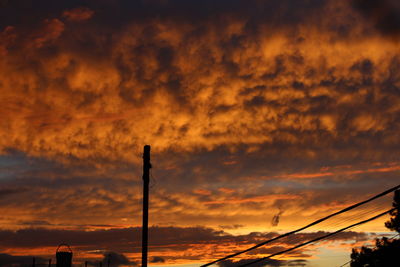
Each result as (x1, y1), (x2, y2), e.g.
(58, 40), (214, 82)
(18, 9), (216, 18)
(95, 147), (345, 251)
(0, 0), (400, 266)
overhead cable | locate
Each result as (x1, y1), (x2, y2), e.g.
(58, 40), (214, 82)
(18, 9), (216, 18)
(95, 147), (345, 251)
(201, 184), (399, 267)
(237, 208), (396, 267)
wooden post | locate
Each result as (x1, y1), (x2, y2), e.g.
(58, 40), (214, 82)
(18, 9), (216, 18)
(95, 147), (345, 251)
(32, 257), (35, 267)
(48, 259), (52, 267)
(142, 145), (151, 267)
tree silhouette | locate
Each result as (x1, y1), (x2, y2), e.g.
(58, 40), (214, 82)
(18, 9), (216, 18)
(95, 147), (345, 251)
(350, 190), (400, 267)
(384, 190), (400, 233)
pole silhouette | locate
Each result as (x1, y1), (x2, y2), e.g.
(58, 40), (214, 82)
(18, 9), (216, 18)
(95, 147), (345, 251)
(142, 145), (151, 267)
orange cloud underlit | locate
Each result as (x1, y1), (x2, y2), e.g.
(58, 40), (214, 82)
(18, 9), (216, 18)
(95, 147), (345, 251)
(278, 163), (400, 179)
(1, 0), (400, 265)
(204, 194), (300, 205)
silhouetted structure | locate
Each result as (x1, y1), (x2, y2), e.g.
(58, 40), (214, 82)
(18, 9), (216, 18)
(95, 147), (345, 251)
(56, 244), (72, 267)
(142, 145), (151, 267)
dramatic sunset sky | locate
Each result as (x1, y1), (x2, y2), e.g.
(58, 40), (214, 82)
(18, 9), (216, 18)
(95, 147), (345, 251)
(1, 0), (400, 266)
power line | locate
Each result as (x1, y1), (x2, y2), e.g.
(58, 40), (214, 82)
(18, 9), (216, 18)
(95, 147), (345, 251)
(338, 259), (351, 267)
(201, 184), (400, 267)
(284, 201), (389, 239)
(274, 203), (390, 254)
(237, 208), (395, 267)
(389, 233), (400, 239)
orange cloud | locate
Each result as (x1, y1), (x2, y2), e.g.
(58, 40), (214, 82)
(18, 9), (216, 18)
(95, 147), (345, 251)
(0, 0), (399, 164)
(1, 1), (400, 265)
(218, 188), (236, 194)
(194, 189), (212, 196)
(62, 7), (95, 22)
(204, 194), (300, 205)
(0, 26), (16, 55)
(277, 163), (400, 179)
(31, 19), (64, 48)
(0, 227), (372, 265)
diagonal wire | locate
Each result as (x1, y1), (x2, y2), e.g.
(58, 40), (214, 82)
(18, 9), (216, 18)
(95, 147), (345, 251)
(201, 184), (400, 267)
(275, 202), (391, 252)
(237, 208), (396, 267)
(338, 259), (352, 267)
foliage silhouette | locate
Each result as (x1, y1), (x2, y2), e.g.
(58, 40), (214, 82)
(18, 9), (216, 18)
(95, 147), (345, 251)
(350, 190), (400, 267)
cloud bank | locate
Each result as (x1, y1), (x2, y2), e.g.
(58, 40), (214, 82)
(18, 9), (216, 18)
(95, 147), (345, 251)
(0, 1), (399, 265)
(0, 226), (369, 264)
(0, 0), (399, 165)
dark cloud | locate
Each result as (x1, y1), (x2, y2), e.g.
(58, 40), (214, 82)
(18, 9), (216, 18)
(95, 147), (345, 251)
(150, 256), (165, 263)
(18, 220), (52, 226)
(0, 0), (330, 28)
(218, 257), (309, 267)
(0, 226), (227, 250)
(0, 188), (27, 199)
(352, 0), (400, 36)
(287, 259), (308, 266)
(218, 258), (284, 267)
(0, 1), (399, 265)
(271, 210), (284, 227)
(101, 252), (136, 267)
(219, 225), (244, 230)
(0, 0), (399, 165)
(0, 226), (369, 258)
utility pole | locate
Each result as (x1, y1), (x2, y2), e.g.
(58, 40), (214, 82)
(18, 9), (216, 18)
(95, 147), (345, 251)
(142, 145), (151, 267)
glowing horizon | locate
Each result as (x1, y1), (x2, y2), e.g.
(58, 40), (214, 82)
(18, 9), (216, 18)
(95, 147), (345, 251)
(1, 0), (400, 266)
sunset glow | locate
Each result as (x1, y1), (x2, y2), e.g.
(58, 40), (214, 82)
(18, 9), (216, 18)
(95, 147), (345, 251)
(1, 0), (400, 266)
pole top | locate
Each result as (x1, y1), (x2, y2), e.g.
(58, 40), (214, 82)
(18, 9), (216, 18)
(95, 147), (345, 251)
(143, 145), (151, 158)
(143, 145), (151, 169)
